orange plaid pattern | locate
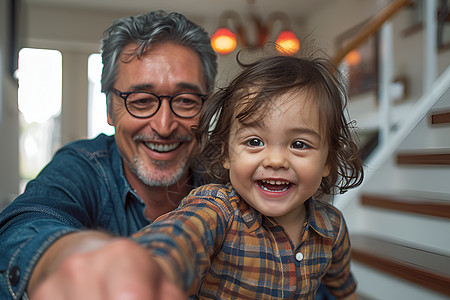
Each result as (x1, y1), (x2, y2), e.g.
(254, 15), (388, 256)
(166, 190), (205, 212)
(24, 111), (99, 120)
(134, 183), (356, 299)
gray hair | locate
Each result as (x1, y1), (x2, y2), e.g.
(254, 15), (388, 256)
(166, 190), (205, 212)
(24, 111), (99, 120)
(100, 10), (218, 114)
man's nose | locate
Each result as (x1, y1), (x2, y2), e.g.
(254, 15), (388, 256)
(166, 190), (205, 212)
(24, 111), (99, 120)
(148, 99), (178, 137)
(261, 146), (289, 169)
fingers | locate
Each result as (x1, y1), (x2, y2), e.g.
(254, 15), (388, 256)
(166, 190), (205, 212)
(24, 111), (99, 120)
(30, 238), (185, 300)
(158, 278), (187, 300)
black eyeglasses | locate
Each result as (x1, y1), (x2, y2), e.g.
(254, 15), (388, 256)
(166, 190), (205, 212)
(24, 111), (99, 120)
(111, 88), (206, 119)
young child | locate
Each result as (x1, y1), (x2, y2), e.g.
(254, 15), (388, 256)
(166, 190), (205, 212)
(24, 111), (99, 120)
(133, 54), (364, 299)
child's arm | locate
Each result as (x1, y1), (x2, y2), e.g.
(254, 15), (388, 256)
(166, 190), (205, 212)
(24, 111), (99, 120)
(133, 185), (234, 295)
(321, 210), (358, 298)
(340, 291), (358, 300)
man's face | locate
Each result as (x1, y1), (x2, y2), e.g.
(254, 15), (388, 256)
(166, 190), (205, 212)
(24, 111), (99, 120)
(108, 42), (207, 187)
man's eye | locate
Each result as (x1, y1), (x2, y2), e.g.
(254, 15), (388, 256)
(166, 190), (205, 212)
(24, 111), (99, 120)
(177, 97), (196, 105)
(131, 98), (152, 105)
(292, 141), (307, 149)
(173, 95), (202, 106)
(247, 138), (263, 147)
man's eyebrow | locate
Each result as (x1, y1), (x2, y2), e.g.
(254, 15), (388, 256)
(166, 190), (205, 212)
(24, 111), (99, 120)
(128, 82), (203, 93)
(176, 82), (204, 93)
(128, 84), (154, 91)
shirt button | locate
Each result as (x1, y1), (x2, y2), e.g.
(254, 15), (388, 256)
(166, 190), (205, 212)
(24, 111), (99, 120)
(295, 252), (304, 262)
(9, 265), (21, 286)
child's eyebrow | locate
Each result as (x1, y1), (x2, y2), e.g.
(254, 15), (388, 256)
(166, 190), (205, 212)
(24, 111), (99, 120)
(236, 121), (322, 141)
(291, 128), (323, 141)
(236, 120), (266, 132)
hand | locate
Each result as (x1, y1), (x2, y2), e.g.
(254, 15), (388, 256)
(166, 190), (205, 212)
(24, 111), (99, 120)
(29, 237), (186, 300)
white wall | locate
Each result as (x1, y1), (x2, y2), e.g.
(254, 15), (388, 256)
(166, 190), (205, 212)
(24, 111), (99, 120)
(302, 0), (450, 142)
(0, 3), (236, 208)
(16, 3), (309, 142)
(2, 0), (449, 209)
(24, 4), (133, 144)
(0, 0), (20, 209)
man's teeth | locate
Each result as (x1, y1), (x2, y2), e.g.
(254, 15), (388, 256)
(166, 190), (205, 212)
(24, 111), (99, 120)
(145, 142), (180, 152)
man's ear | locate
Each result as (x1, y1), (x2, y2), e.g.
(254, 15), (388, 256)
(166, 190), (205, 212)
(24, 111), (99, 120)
(107, 112), (114, 126)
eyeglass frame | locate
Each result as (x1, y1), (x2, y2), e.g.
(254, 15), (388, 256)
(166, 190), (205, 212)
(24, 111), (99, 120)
(111, 88), (207, 119)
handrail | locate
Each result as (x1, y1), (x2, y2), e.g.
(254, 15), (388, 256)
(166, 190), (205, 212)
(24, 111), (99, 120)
(335, 64), (450, 210)
(333, 0), (411, 66)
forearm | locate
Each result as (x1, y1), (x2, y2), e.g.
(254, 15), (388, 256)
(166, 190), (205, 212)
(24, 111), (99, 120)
(28, 230), (113, 295)
(134, 204), (227, 293)
(340, 291), (358, 300)
(134, 219), (209, 294)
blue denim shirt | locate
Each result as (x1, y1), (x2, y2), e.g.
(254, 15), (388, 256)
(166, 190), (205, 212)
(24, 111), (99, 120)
(0, 134), (203, 299)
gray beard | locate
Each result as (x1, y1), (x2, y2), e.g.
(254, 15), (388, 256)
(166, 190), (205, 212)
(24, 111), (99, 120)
(130, 155), (188, 187)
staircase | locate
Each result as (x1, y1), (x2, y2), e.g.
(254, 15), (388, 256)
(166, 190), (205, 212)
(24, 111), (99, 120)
(336, 78), (450, 300)
(329, 1), (450, 299)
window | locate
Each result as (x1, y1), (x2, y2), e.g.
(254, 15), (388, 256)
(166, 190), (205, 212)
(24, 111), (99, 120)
(17, 48), (62, 187)
(88, 53), (114, 138)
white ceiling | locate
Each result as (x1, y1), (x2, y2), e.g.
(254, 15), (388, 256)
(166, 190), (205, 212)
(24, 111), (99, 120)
(23, 0), (328, 19)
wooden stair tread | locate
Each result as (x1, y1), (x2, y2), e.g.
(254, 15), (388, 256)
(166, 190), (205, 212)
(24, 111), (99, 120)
(431, 111), (450, 125)
(357, 294), (377, 300)
(351, 235), (450, 296)
(397, 150), (450, 165)
(361, 193), (450, 219)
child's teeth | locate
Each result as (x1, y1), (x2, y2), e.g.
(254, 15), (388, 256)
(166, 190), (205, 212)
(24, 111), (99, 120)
(262, 180), (289, 185)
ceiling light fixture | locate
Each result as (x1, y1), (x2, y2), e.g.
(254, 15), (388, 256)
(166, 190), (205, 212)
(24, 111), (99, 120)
(211, 10), (300, 56)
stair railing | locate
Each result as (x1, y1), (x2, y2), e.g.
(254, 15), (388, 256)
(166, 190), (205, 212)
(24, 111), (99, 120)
(336, 65), (450, 209)
(332, 0), (446, 209)
(332, 0), (410, 66)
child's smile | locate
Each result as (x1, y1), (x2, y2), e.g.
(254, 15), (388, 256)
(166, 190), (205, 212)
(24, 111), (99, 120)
(257, 179), (292, 193)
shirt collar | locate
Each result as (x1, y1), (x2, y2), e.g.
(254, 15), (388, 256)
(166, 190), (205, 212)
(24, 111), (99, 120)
(236, 190), (335, 239)
(110, 140), (136, 205)
(306, 197), (336, 239)
(240, 201), (262, 232)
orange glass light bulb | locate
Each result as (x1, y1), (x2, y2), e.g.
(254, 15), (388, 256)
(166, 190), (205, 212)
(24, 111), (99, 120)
(345, 50), (362, 66)
(276, 30), (300, 55)
(211, 28), (237, 55)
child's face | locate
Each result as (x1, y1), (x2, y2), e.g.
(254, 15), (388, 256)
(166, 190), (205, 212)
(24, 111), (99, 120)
(223, 91), (331, 224)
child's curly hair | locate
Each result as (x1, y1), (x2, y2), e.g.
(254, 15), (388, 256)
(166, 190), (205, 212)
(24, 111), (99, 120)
(194, 53), (364, 196)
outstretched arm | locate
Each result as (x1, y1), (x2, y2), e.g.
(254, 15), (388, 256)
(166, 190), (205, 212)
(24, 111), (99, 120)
(340, 292), (358, 300)
(133, 184), (235, 295)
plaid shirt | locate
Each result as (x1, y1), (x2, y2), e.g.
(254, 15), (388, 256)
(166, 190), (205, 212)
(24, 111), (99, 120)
(134, 183), (356, 299)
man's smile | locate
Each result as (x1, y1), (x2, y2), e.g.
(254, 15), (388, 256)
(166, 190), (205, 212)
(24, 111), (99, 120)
(144, 142), (181, 153)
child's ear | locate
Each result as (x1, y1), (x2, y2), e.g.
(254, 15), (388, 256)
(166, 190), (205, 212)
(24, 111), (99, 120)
(222, 157), (230, 170)
(221, 145), (230, 170)
(322, 156), (331, 177)
(322, 162), (331, 178)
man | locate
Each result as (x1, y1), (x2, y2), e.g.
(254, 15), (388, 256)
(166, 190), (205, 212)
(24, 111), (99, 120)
(0, 10), (217, 299)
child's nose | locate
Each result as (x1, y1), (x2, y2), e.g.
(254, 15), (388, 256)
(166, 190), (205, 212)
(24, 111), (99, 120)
(262, 147), (289, 169)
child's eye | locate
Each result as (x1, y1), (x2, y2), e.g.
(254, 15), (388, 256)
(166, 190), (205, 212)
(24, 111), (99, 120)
(247, 138), (264, 147)
(291, 141), (308, 149)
